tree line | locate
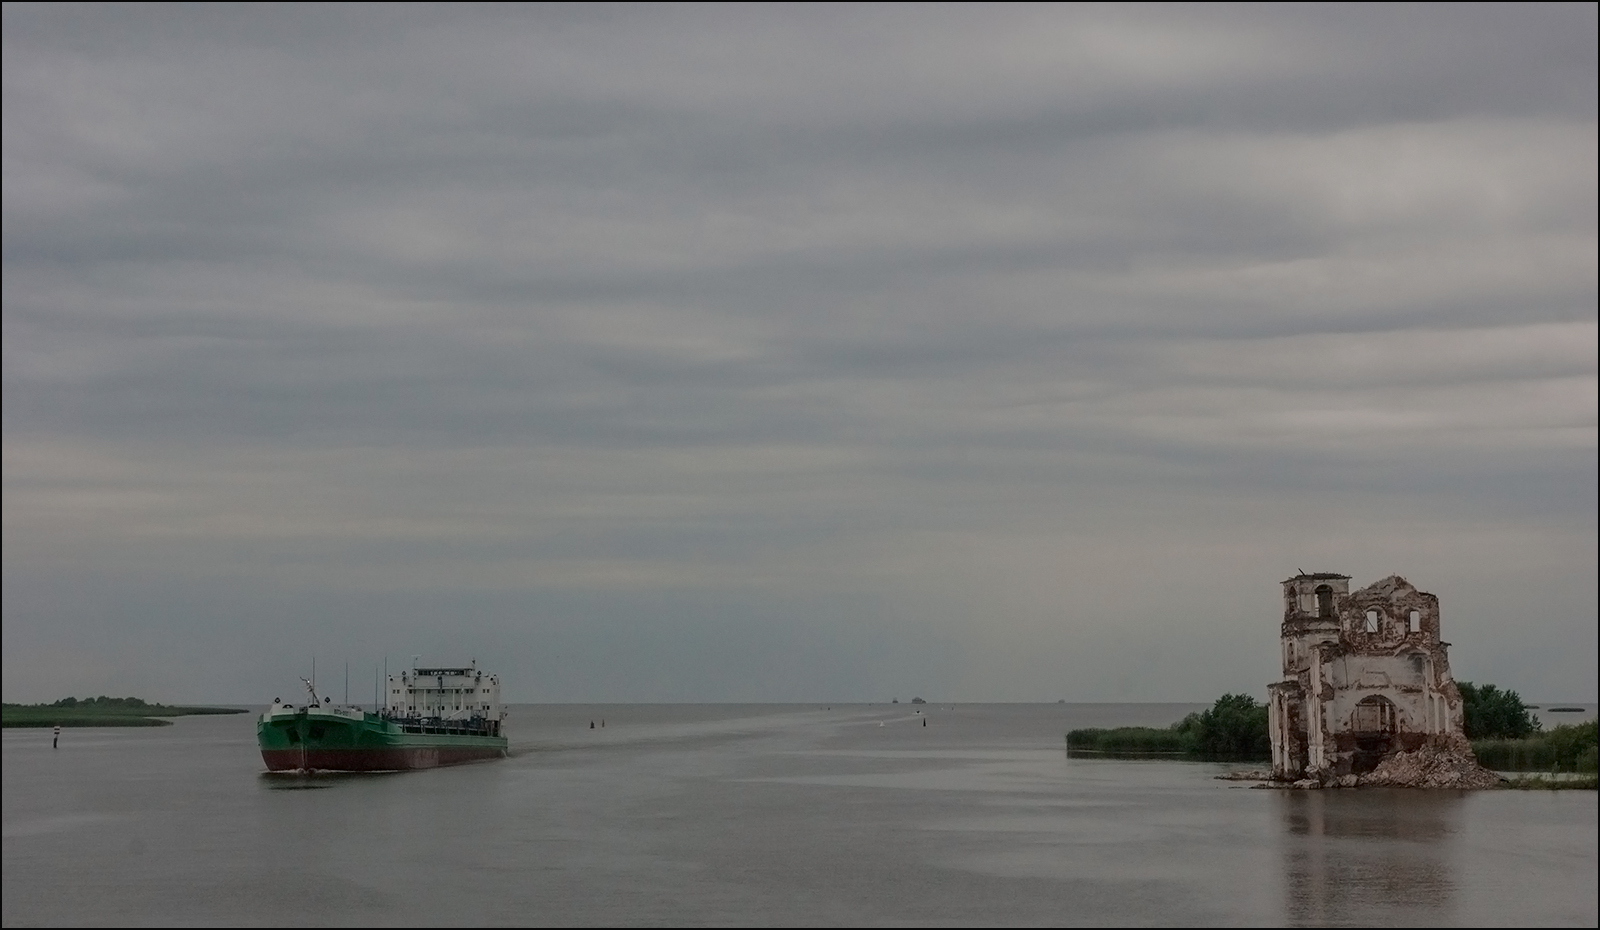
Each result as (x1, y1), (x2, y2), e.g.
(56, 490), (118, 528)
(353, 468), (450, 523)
(1067, 684), (1595, 772)
(43, 696), (152, 709)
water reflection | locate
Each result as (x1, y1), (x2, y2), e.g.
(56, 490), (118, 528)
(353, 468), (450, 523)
(1278, 789), (1464, 925)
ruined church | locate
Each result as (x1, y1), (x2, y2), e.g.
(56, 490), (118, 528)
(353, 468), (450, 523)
(1267, 573), (1468, 782)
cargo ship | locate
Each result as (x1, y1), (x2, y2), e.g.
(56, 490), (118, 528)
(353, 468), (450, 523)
(258, 661), (508, 772)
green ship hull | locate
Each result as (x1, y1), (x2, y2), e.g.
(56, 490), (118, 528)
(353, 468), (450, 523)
(258, 705), (507, 772)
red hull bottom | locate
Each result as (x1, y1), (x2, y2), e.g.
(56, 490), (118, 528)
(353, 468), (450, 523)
(261, 745), (506, 772)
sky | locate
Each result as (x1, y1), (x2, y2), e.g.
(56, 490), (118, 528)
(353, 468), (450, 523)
(3, 4), (1595, 704)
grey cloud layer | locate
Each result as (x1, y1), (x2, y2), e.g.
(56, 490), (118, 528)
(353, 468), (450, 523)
(4, 5), (1595, 702)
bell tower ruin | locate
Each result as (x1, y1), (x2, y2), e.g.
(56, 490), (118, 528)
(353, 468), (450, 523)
(1267, 572), (1467, 782)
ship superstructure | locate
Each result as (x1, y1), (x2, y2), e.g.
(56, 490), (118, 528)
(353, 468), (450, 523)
(385, 663), (503, 732)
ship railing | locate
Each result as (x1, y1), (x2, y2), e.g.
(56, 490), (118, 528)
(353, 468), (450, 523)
(388, 713), (500, 737)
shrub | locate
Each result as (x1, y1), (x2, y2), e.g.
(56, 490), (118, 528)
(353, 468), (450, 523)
(1458, 682), (1539, 740)
(1183, 693), (1271, 759)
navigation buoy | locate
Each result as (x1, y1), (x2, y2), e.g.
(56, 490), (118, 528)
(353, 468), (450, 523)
(53, 724), (60, 748)
(590, 721), (595, 729)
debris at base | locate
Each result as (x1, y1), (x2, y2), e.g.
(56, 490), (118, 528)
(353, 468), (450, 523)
(1356, 737), (1507, 789)
(1240, 737), (1505, 789)
(1215, 769), (1274, 781)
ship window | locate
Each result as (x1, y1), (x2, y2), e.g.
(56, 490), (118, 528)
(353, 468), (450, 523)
(1364, 610), (1379, 634)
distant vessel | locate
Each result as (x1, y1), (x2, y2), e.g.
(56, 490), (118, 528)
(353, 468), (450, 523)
(258, 661), (508, 772)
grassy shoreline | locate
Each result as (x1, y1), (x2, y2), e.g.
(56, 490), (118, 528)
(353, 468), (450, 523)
(1067, 711), (1597, 786)
(1067, 726), (1200, 756)
(1499, 774), (1598, 790)
(1066, 726), (1272, 761)
(1471, 721), (1597, 774)
(2, 700), (249, 728)
(1066, 695), (1274, 761)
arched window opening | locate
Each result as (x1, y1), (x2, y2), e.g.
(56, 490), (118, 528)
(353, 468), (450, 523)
(1409, 610), (1420, 634)
(1315, 585), (1333, 618)
(1352, 695), (1397, 734)
(1350, 694), (1399, 773)
(1364, 609), (1380, 634)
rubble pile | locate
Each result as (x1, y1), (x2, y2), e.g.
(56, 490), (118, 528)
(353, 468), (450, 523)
(1215, 769), (1274, 782)
(1356, 737), (1506, 789)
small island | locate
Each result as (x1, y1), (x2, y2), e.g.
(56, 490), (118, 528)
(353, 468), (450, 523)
(2, 696), (248, 728)
(1067, 689), (1597, 790)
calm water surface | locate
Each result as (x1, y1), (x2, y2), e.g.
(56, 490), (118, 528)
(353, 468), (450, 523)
(4, 703), (1595, 926)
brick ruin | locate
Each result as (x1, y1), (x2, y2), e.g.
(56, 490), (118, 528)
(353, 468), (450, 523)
(1267, 573), (1500, 788)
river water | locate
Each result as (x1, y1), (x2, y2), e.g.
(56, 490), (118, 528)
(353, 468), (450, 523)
(4, 703), (1595, 926)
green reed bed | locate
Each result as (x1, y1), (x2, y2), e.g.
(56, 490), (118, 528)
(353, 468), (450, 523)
(1472, 720), (1598, 774)
(1500, 774), (1598, 790)
(3, 713), (174, 727)
(1066, 726), (1190, 755)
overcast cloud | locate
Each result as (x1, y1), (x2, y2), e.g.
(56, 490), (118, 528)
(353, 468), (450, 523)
(4, 4), (1595, 703)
